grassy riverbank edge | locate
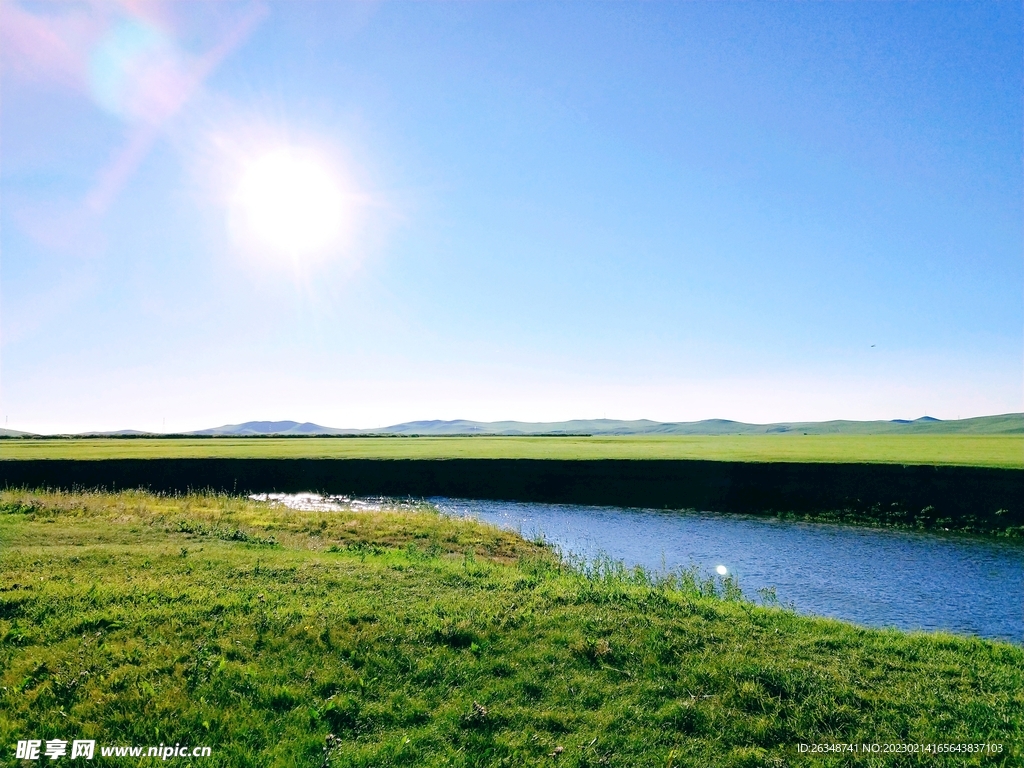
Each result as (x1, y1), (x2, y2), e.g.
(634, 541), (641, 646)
(1, 490), (1021, 767)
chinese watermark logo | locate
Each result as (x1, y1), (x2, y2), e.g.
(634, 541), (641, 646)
(16, 740), (94, 760)
(14, 739), (210, 760)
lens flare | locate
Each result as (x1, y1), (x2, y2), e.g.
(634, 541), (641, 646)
(88, 19), (185, 124)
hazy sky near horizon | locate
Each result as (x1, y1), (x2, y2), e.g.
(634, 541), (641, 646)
(1, 1), (1021, 433)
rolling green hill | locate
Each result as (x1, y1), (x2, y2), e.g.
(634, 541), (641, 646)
(344, 413), (1024, 436)
(11, 413), (1021, 438)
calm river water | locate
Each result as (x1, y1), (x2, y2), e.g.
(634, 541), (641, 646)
(434, 498), (1024, 644)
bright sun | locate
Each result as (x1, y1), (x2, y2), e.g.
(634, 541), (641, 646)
(231, 147), (348, 260)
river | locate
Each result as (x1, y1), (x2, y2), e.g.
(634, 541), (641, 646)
(434, 498), (1024, 644)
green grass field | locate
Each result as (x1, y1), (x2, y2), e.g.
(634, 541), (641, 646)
(2, 490), (1021, 766)
(1, 434), (1022, 468)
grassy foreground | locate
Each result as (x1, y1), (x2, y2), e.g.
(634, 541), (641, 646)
(1, 434), (1022, 468)
(1, 492), (1021, 767)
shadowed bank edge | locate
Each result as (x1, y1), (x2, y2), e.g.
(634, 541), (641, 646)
(0, 458), (1020, 536)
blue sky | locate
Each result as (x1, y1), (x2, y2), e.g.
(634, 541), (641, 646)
(1, 1), (1020, 432)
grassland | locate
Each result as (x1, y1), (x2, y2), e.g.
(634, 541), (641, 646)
(2, 491), (1021, 767)
(1, 434), (1022, 468)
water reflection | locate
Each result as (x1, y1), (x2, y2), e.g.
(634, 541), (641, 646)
(248, 492), (386, 512)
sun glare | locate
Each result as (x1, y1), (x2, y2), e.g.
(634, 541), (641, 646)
(230, 147), (349, 261)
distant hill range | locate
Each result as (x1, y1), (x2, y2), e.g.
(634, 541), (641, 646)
(5, 413), (1020, 438)
(184, 414), (1023, 436)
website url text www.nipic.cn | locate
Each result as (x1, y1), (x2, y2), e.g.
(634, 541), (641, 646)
(15, 740), (212, 760)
